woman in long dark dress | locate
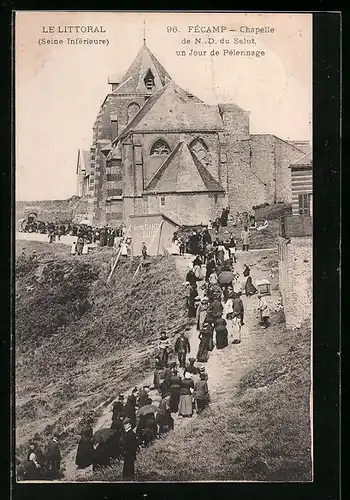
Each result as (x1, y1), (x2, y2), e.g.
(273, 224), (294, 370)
(196, 323), (213, 362)
(187, 284), (198, 318)
(169, 370), (182, 413)
(245, 275), (257, 296)
(178, 373), (195, 417)
(75, 434), (94, 469)
(215, 322), (229, 350)
(92, 441), (111, 471)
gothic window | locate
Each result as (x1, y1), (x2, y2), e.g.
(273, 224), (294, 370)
(160, 196), (166, 207)
(190, 137), (210, 163)
(144, 69), (155, 91)
(127, 102), (140, 122)
(150, 139), (171, 156)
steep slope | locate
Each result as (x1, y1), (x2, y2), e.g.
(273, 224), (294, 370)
(15, 241), (192, 463)
(91, 249), (312, 482)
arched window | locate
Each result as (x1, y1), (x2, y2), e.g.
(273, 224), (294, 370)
(189, 137), (209, 161)
(150, 139), (171, 156)
(127, 102), (140, 122)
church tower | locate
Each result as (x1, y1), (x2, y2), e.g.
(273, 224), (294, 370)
(87, 42), (172, 225)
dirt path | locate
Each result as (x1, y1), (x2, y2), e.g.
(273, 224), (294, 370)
(61, 248), (279, 482)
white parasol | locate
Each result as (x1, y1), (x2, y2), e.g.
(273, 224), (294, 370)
(80, 219), (92, 226)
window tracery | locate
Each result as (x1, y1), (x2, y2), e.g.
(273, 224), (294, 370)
(150, 139), (171, 156)
(190, 137), (210, 162)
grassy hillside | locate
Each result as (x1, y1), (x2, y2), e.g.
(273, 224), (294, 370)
(93, 312), (312, 482)
(15, 241), (192, 461)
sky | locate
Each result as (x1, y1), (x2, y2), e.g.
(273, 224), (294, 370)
(15, 12), (312, 201)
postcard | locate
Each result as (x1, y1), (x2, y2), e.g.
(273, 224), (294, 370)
(15, 11), (313, 483)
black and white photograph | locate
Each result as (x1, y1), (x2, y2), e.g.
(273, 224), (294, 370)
(14, 11), (313, 483)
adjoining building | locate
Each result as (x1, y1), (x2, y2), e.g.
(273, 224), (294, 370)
(76, 149), (91, 198)
(290, 150), (313, 217)
(278, 150), (313, 329)
(77, 41), (309, 226)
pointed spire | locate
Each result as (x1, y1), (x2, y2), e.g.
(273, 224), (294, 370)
(112, 44), (172, 94)
(143, 20), (146, 45)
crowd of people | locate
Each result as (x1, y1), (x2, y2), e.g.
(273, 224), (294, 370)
(19, 218), (127, 246)
(18, 205), (272, 482)
(172, 206), (267, 259)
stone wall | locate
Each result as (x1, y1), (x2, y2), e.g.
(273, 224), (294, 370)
(224, 139), (267, 211)
(250, 134), (276, 202)
(274, 138), (305, 203)
(143, 192), (225, 226)
(16, 197), (88, 223)
(278, 236), (312, 328)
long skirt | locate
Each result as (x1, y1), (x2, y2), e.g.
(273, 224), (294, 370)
(215, 327), (229, 349)
(75, 438), (94, 469)
(122, 456), (135, 480)
(196, 337), (209, 362)
(170, 387), (180, 413)
(178, 394), (193, 416)
(196, 398), (208, 414)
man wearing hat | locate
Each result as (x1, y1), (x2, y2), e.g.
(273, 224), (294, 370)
(121, 418), (138, 481)
(112, 394), (125, 422)
(174, 332), (191, 368)
(46, 433), (61, 479)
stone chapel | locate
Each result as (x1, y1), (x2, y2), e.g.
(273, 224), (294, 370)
(76, 42), (307, 226)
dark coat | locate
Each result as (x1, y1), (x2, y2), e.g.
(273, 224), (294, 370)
(93, 442), (111, 470)
(122, 430), (138, 461)
(122, 430), (137, 480)
(75, 437), (94, 469)
(194, 380), (209, 400)
(124, 395), (137, 421)
(211, 300), (223, 316)
(170, 375), (182, 388)
(180, 378), (195, 395)
(112, 401), (125, 420)
(46, 439), (61, 462)
(174, 336), (190, 353)
(137, 390), (149, 408)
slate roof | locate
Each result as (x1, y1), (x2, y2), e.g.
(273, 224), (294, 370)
(144, 141), (225, 194)
(113, 82), (222, 145)
(112, 43), (171, 94)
